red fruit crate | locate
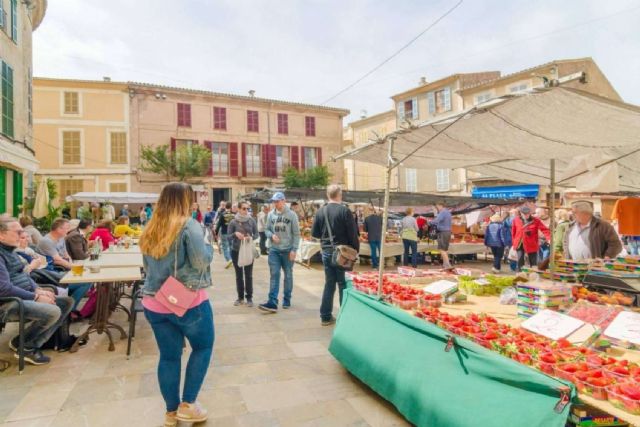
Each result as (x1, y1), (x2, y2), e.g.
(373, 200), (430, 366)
(607, 383), (640, 415)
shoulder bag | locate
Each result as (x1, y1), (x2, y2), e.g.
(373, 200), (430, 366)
(153, 235), (198, 317)
(323, 207), (358, 271)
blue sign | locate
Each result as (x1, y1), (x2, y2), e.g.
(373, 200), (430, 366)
(471, 184), (539, 199)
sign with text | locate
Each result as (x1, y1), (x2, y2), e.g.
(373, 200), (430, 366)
(522, 309), (585, 341)
(423, 280), (458, 295)
(604, 311), (640, 345)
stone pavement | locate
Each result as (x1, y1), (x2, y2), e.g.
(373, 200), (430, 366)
(0, 254), (411, 427)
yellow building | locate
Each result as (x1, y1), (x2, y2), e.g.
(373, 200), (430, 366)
(33, 78), (132, 204)
(0, 0), (46, 215)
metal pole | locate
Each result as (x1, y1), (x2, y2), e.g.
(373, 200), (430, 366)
(549, 159), (556, 279)
(377, 138), (395, 299)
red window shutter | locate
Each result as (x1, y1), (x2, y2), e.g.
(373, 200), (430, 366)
(269, 145), (277, 177)
(229, 142), (239, 177)
(247, 110), (259, 132)
(300, 147), (306, 170)
(291, 146), (300, 170)
(177, 104), (183, 126)
(186, 104), (191, 127)
(278, 113), (288, 135)
(317, 147), (322, 165)
(241, 143), (247, 177)
(170, 137), (176, 151)
(178, 103), (191, 127)
(214, 107), (227, 130)
(204, 141), (213, 176)
(261, 145), (269, 177)
(221, 108), (226, 130)
(305, 116), (316, 137)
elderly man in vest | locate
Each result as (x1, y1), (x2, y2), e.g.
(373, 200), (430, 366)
(563, 201), (622, 260)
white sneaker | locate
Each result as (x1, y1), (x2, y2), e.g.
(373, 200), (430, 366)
(491, 267), (501, 274)
(177, 402), (208, 423)
(164, 412), (177, 427)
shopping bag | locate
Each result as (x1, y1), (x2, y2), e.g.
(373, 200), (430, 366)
(507, 247), (518, 261)
(238, 239), (254, 267)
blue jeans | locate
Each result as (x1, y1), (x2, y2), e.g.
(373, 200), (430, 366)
(538, 243), (550, 261)
(629, 239), (639, 255)
(268, 249), (293, 305)
(68, 283), (92, 311)
(369, 241), (381, 268)
(3, 296), (73, 349)
(402, 239), (418, 268)
(320, 250), (346, 322)
(490, 246), (505, 270)
(220, 234), (231, 262)
(144, 301), (214, 412)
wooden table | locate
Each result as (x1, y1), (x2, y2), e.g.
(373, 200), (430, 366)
(86, 253), (143, 268)
(61, 267), (142, 352)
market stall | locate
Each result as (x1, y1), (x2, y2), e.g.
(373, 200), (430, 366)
(66, 192), (159, 204)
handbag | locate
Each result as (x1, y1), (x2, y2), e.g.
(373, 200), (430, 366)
(507, 247), (518, 261)
(153, 237), (199, 317)
(238, 239), (255, 267)
(400, 227), (418, 241)
(323, 208), (358, 271)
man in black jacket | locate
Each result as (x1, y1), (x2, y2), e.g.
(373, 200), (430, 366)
(312, 185), (360, 326)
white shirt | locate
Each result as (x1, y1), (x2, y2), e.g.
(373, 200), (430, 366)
(568, 221), (592, 260)
(257, 211), (267, 232)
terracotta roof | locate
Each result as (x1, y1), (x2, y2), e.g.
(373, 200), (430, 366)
(458, 58), (593, 93)
(128, 81), (350, 116)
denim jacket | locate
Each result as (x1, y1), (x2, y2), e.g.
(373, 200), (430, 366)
(142, 218), (213, 296)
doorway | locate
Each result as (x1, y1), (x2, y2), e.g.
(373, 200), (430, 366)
(212, 188), (231, 209)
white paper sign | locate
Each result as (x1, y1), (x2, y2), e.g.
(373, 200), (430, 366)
(423, 280), (458, 295)
(521, 309), (585, 341)
(604, 311), (640, 345)
(475, 278), (490, 286)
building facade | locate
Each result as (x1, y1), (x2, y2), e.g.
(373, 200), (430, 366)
(129, 83), (348, 207)
(33, 78), (132, 204)
(0, 0), (46, 215)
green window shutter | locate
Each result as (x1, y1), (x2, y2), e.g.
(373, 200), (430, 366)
(12, 170), (22, 215)
(10, 0), (17, 42)
(1, 61), (14, 138)
(0, 168), (6, 213)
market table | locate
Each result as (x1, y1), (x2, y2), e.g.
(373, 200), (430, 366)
(85, 253), (144, 268)
(104, 245), (141, 254)
(61, 267), (142, 352)
(296, 240), (322, 265)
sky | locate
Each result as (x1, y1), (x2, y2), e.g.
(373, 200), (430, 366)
(33, 0), (640, 123)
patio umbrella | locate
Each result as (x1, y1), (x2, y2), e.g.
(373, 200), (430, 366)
(32, 179), (49, 219)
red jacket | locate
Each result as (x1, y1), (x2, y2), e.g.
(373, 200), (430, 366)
(511, 216), (550, 254)
(89, 227), (116, 250)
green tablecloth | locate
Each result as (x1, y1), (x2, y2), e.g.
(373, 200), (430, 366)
(329, 290), (575, 427)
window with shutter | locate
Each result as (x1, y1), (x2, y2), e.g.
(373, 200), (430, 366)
(109, 183), (127, 192)
(62, 131), (81, 165)
(229, 143), (239, 177)
(443, 87), (451, 112)
(302, 147), (320, 170)
(244, 143), (261, 175)
(247, 110), (259, 132)
(210, 142), (229, 175)
(277, 113), (288, 135)
(436, 169), (450, 192)
(411, 97), (418, 119)
(290, 146), (300, 170)
(214, 107), (227, 130)
(1, 62), (14, 138)
(275, 146), (291, 175)
(435, 89), (450, 114)
(59, 180), (84, 203)
(63, 92), (79, 114)
(403, 100), (413, 120)
(204, 141), (213, 175)
(10, 0), (17, 42)
(396, 101), (405, 122)
(405, 169), (417, 192)
(427, 92), (435, 115)
(268, 145), (277, 177)
(109, 132), (127, 164)
(305, 116), (316, 137)
(177, 103), (191, 127)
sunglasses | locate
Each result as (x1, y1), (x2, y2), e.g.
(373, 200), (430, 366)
(240, 207), (248, 211)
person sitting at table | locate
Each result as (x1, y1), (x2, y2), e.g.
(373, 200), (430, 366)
(65, 219), (94, 261)
(19, 216), (43, 246)
(563, 201), (622, 260)
(113, 216), (142, 239)
(89, 220), (116, 250)
(0, 216), (74, 363)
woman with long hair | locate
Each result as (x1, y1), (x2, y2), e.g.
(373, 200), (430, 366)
(228, 201), (258, 307)
(400, 207), (419, 268)
(139, 183), (214, 427)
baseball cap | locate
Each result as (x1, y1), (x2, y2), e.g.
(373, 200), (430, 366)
(519, 206), (531, 214)
(270, 192), (286, 202)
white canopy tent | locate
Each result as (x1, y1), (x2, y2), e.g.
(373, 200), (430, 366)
(334, 86), (640, 295)
(65, 192), (159, 204)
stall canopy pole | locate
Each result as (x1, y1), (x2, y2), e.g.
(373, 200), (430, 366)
(549, 159), (556, 280)
(377, 137), (396, 299)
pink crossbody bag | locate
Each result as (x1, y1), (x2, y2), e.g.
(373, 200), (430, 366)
(153, 236), (198, 317)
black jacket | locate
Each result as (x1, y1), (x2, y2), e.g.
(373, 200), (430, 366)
(312, 203), (360, 251)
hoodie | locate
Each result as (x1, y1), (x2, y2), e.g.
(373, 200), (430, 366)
(265, 207), (301, 252)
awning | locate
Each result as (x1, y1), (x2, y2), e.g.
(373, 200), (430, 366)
(471, 184), (539, 199)
(335, 87), (640, 193)
(66, 192), (159, 204)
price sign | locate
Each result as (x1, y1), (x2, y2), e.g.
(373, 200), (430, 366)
(604, 311), (640, 345)
(521, 309), (585, 341)
(423, 280), (458, 295)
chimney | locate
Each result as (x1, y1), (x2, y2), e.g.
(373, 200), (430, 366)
(419, 76), (427, 85)
(103, 76), (111, 82)
(360, 109), (367, 119)
(248, 90), (255, 97)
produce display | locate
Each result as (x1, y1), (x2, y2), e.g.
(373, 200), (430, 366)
(566, 301), (624, 331)
(458, 274), (516, 296)
(573, 286), (635, 306)
(517, 281), (572, 318)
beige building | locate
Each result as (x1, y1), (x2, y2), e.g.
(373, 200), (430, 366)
(33, 78), (132, 204)
(0, 0), (46, 215)
(129, 83), (349, 207)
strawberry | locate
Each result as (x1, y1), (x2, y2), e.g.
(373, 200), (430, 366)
(556, 338), (572, 349)
(516, 353), (532, 364)
(587, 377), (612, 387)
(562, 363), (579, 373)
(612, 366), (630, 376)
(620, 384), (640, 400)
(540, 353), (557, 364)
(575, 371), (590, 381)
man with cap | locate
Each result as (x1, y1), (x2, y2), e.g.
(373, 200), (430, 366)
(511, 205), (550, 270)
(563, 201), (622, 260)
(259, 192), (300, 313)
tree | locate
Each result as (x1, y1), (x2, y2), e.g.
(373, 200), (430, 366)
(139, 144), (211, 181)
(283, 165), (331, 189)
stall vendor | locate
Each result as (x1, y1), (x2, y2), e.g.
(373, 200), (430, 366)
(563, 201), (622, 260)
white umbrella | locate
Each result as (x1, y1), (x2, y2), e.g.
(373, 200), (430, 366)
(33, 179), (49, 219)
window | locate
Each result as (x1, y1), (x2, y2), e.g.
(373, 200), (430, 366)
(177, 103), (191, 127)
(277, 113), (288, 135)
(436, 169), (450, 192)
(509, 83), (528, 93)
(247, 110), (259, 132)
(1, 61), (13, 138)
(211, 142), (229, 174)
(244, 143), (261, 175)
(110, 132), (127, 164)
(276, 146), (290, 175)
(475, 93), (491, 105)
(62, 131), (81, 165)
(109, 183), (127, 192)
(405, 169), (417, 192)
(10, 0), (17, 42)
(63, 91), (79, 114)
(397, 98), (417, 121)
(305, 116), (316, 137)
(59, 180), (83, 201)
(434, 88), (452, 114)
(213, 107), (226, 130)
(303, 147), (319, 169)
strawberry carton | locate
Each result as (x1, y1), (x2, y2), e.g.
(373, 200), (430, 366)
(554, 362), (590, 384)
(603, 361), (640, 381)
(532, 351), (560, 375)
(391, 294), (419, 310)
(607, 382), (640, 415)
(579, 371), (614, 400)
